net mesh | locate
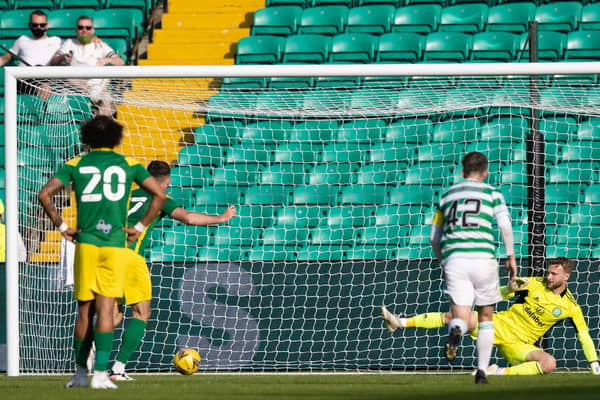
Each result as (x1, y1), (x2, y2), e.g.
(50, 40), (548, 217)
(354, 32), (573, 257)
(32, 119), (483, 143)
(11, 74), (600, 372)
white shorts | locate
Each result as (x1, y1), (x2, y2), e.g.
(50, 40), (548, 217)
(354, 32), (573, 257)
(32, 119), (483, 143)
(443, 258), (502, 307)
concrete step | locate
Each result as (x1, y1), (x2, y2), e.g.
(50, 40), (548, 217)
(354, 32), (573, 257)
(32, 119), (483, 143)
(152, 28), (249, 44)
(147, 42), (236, 60)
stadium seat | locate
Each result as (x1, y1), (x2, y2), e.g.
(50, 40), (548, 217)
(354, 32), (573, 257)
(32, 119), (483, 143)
(392, 5), (441, 34)
(357, 225), (410, 246)
(384, 118), (432, 144)
(93, 8), (143, 41)
(335, 118), (386, 142)
(244, 185), (292, 205)
(559, 142), (600, 162)
(17, 94), (45, 124)
(577, 117), (600, 141)
(548, 162), (598, 183)
(178, 145), (223, 167)
(369, 143), (416, 164)
(534, 2), (582, 32)
(267, 0), (310, 6)
(417, 143), (466, 163)
(194, 186), (242, 206)
(375, 32), (424, 63)
(246, 245), (296, 261)
(345, 5), (395, 34)
(312, 0), (355, 7)
(439, 4), (488, 33)
(196, 246), (245, 262)
(43, 95), (93, 123)
(308, 162), (357, 185)
(298, 5), (349, 35)
(348, 89), (399, 116)
(564, 30), (600, 60)
(255, 91), (303, 117)
(358, 0), (403, 5)
(251, 6), (303, 36)
(407, 225), (431, 246)
(480, 116), (529, 142)
(388, 184), (438, 205)
(539, 117), (577, 142)
(13, 0), (54, 9)
(499, 184), (527, 205)
(328, 33), (377, 63)
(225, 143), (274, 165)
(61, 0), (103, 8)
(211, 225), (259, 247)
(355, 162), (405, 185)
(584, 183), (600, 203)
(170, 165), (210, 187)
(211, 164), (261, 186)
(518, 31), (566, 61)
(261, 226), (310, 247)
(546, 183), (584, 204)
(296, 245), (349, 261)
(500, 163), (526, 184)
(0, 10), (31, 39)
(373, 204), (427, 226)
(282, 34), (331, 63)
(260, 163), (307, 185)
(320, 142), (370, 163)
(273, 205), (325, 228)
(103, 37), (129, 62)
(431, 118), (480, 142)
(273, 142), (321, 163)
(240, 121), (290, 144)
(404, 164), (447, 186)
(581, 3), (600, 31)
(340, 185), (388, 204)
(194, 121), (243, 145)
(235, 35), (283, 64)
(568, 204), (600, 225)
(424, 32), (472, 62)
(395, 88), (447, 116)
(466, 141), (525, 164)
(486, 2), (535, 33)
(554, 225), (600, 246)
(344, 245), (396, 261)
(326, 205), (376, 227)
(302, 89), (350, 113)
(287, 120), (338, 142)
(470, 31), (519, 62)
(293, 184), (339, 205)
(206, 92), (258, 122)
(309, 226), (357, 245)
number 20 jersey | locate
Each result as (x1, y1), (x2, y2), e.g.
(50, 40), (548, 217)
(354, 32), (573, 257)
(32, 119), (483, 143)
(54, 149), (151, 248)
(433, 178), (510, 263)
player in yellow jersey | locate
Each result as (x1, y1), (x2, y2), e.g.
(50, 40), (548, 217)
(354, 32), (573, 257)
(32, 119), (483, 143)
(382, 257), (600, 375)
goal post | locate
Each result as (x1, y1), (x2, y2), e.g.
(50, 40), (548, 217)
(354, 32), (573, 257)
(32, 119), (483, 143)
(4, 63), (600, 375)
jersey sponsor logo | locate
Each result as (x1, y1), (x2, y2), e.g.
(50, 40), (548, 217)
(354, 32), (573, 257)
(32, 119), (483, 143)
(96, 219), (112, 234)
(524, 305), (545, 327)
(552, 307), (562, 317)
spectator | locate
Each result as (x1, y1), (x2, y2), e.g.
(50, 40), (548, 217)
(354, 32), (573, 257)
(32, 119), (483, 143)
(0, 199), (27, 263)
(50, 15), (125, 116)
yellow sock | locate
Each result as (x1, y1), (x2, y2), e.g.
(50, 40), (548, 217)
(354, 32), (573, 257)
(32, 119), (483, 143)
(505, 361), (544, 375)
(407, 313), (445, 329)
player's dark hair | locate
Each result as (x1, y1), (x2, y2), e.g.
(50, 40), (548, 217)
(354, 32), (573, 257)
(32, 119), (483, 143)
(549, 257), (573, 274)
(77, 15), (93, 24)
(462, 151), (488, 177)
(147, 160), (170, 178)
(30, 10), (47, 20)
(80, 116), (123, 149)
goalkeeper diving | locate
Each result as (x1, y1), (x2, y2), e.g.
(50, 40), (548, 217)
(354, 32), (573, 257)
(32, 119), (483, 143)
(382, 257), (600, 376)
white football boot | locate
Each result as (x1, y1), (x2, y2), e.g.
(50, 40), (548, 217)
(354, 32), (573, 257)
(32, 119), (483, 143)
(91, 371), (119, 389)
(381, 306), (406, 333)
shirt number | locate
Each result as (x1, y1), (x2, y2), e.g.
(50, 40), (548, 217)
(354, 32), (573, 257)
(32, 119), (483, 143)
(80, 166), (126, 202)
(446, 198), (481, 228)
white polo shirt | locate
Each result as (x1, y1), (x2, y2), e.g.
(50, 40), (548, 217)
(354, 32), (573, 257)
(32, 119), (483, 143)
(9, 35), (62, 66)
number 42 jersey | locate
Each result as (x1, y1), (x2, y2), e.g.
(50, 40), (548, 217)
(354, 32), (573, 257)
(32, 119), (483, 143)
(432, 178), (510, 263)
(54, 149), (151, 248)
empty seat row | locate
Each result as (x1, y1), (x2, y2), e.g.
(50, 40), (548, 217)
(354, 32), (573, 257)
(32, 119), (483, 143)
(0, 0), (153, 12)
(236, 30), (600, 64)
(252, 3), (600, 37)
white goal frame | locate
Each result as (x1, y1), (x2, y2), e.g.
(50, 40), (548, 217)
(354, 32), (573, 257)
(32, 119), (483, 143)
(5, 62), (600, 376)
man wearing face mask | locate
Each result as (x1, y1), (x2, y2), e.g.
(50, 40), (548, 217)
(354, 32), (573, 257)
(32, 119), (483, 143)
(50, 15), (124, 116)
(0, 10), (62, 100)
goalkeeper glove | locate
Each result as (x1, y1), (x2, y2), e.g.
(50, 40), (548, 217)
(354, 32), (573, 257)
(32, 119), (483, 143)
(509, 277), (528, 292)
(591, 361), (600, 375)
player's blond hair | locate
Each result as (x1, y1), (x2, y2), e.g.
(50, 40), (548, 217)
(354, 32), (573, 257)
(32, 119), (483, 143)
(549, 257), (573, 274)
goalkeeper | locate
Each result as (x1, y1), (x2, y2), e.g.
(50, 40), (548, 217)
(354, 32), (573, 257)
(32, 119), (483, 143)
(382, 257), (600, 376)
(107, 160), (237, 380)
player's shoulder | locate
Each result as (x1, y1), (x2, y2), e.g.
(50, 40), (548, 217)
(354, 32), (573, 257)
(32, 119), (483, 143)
(64, 156), (82, 167)
(563, 288), (581, 308)
(124, 156), (145, 167)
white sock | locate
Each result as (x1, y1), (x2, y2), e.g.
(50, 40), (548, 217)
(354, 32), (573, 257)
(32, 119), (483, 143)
(477, 321), (494, 372)
(111, 361), (125, 374)
(448, 318), (468, 336)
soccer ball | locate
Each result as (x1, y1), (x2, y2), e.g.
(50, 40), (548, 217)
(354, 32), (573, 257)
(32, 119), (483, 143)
(173, 348), (201, 375)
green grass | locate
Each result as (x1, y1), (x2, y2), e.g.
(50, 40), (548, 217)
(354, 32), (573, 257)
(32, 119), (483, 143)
(0, 373), (598, 400)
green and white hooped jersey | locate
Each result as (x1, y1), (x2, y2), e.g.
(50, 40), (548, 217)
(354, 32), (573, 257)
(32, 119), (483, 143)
(54, 149), (151, 248)
(433, 179), (509, 263)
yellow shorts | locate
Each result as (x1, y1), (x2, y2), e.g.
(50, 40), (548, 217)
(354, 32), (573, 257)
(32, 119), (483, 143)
(74, 242), (128, 301)
(121, 249), (152, 306)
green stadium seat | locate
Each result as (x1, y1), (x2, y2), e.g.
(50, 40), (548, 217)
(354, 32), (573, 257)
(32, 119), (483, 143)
(93, 8), (143, 41)
(584, 183), (600, 203)
(196, 246), (246, 262)
(499, 184), (527, 205)
(225, 143), (274, 164)
(273, 142), (321, 163)
(392, 5), (441, 34)
(211, 164), (261, 186)
(348, 90), (399, 117)
(177, 145), (223, 166)
(576, 117), (600, 140)
(395, 88), (447, 116)
(569, 204), (600, 225)
(357, 225), (410, 246)
(103, 37), (129, 62)
(369, 143), (416, 164)
(148, 244), (197, 262)
(355, 162), (405, 185)
(554, 225), (600, 246)
(308, 162), (357, 185)
(546, 204), (569, 224)
(358, 0), (403, 5)
(564, 30), (600, 60)
(61, 0), (102, 8)
(313, 73), (362, 89)
(404, 165), (446, 186)
(431, 118), (480, 142)
(194, 121), (242, 145)
(375, 32), (424, 63)
(439, 4), (488, 33)
(335, 118), (386, 143)
(407, 225), (430, 246)
(210, 226), (258, 247)
(480, 116), (529, 142)
(346, 5), (395, 35)
(170, 165), (210, 187)
(581, 3), (600, 31)
(105, 0), (148, 12)
(194, 186), (242, 206)
(18, 166), (49, 191)
(344, 245), (396, 261)
(296, 245), (349, 261)
(535, 2), (582, 32)
(236, 35), (283, 64)
(246, 245), (296, 261)
(0, 10), (33, 38)
(518, 31), (566, 61)
(547, 162), (598, 183)
(486, 2), (535, 33)
(488, 87), (531, 117)
(252, 6), (303, 36)
(373, 204), (428, 226)
(240, 120), (289, 144)
(268, 0), (310, 6)
(17, 147), (52, 168)
(255, 90), (302, 116)
(546, 245), (591, 259)
(546, 183), (584, 204)
(439, 88), (490, 119)
(261, 226), (309, 246)
(328, 33), (377, 63)
(298, 5), (349, 35)
(559, 142), (600, 162)
(282, 34), (331, 63)
(326, 205), (375, 227)
(260, 163), (307, 185)
(470, 31), (519, 62)
(245, 185), (291, 205)
(302, 89), (350, 113)
(312, 0), (355, 5)
(309, 226), (357, 245)
(43, 94), (93, 123)
(226, 204), (276, 228)
(384, 118), (432, 144)
(17, 94), (45, 124)
(273, 205), (325, 227)
(269, 76), (315, 89)
(205, 92), (257, 122)
(13, 1), (54, 9)
(424, 32), (472, 62)
(500, 163), (526, 184)
(293, 184), (339, 205)
(539, 117), (577, 142)
(417, 143), (465, 163)
(340, 184), (388, 204)
(221, 76), (269, 90)
(320, 142), (370, 163)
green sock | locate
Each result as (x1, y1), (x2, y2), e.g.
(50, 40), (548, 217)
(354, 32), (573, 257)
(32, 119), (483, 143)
(73, 336), (93, 369)
(116, 318), (147, 365)
(94, 330), (115, 372)
(505, 361), (544, 375)
(409, 312), (446, 329)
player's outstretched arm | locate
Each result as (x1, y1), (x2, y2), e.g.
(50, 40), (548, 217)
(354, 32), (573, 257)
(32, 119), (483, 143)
(124, 176), (166, 244)
(38, 178), (80, 241)
(171, 205), (237, 226)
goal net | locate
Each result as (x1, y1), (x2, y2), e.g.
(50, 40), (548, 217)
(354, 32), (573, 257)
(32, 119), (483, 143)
(4, 64), (600, 374)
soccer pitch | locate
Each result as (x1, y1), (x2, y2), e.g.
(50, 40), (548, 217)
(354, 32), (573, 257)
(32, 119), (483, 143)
(0, 373), (598, 400)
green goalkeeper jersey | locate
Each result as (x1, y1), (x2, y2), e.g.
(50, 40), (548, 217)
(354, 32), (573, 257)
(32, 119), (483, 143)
(54, 149), (150, 248)
(127, 188), (178, 255)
